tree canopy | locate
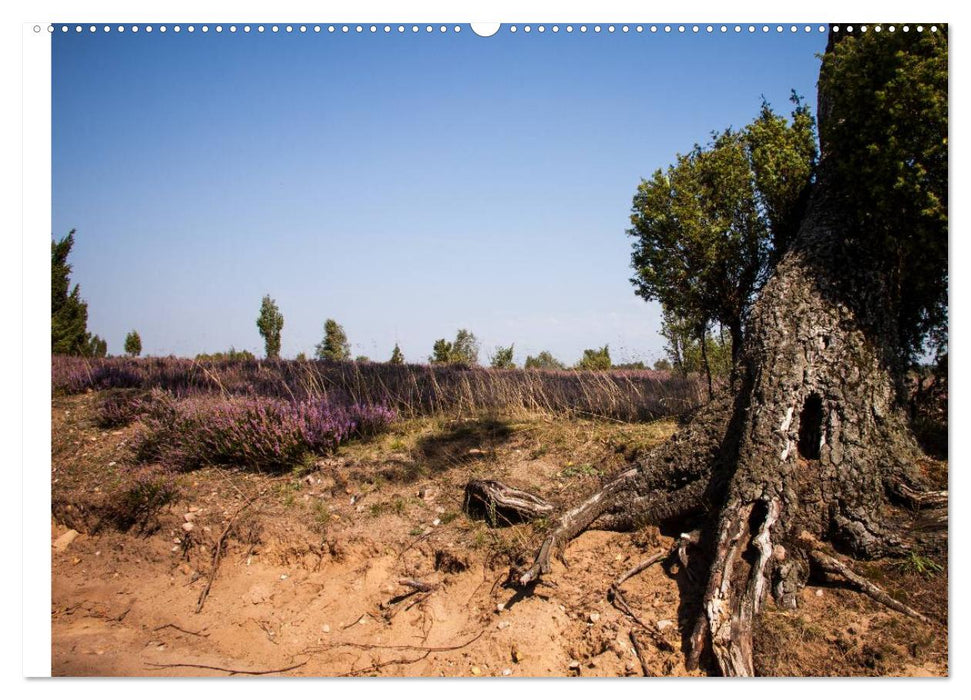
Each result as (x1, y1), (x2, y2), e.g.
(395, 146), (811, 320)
(818, 27), (948, 364)
(576, 345), (612, 371)
(628, 97), (817, 365)
(524, 351), (566, 370)
(316, 319), (351, 361)
(256, 295), (284, 359)
(489, 344), (515, 369)
(430, 329), (480, 366)
(389, 343), (404, 365)
(124, 330), (142, 357)
(52, 230), (107, 357)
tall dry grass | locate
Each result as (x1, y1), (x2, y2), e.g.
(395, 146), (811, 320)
(52, 356), (706, 422)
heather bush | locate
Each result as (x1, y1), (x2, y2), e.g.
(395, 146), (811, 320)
(133, 391), (396, 473)
(95, 390), (146, 428)
(106, 464), (180, 532)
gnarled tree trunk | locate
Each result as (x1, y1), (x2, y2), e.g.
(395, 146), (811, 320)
(507, 29), (943, 676)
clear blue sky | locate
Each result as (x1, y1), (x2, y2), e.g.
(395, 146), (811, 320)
(52, 25), (826, 365)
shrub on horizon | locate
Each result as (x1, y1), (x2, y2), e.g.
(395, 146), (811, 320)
(576, 345), (612, 371)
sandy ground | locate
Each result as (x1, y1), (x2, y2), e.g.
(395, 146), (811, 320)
(50, 393), (948, 677)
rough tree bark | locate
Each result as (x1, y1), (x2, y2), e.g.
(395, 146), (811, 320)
(503, 29), (945, 676)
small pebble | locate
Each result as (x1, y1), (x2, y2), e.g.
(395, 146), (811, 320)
(657, 619), (674, 631)
(322, 624), (330, 633)
(280, 574), (288, 580)
(816, 589), (824, 597)
(588, 612), (601, 623)
(502, 668), (512, 676)
(497, 621), (511, 630)
(181, 522), (195, 533)
(432, 519), (441, 526)
(496, 603), (505, 613)
(470, 666), (481, 676)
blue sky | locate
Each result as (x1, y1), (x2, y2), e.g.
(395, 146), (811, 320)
(52, 25), (826, 365)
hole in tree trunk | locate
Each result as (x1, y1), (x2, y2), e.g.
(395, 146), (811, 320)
(797, 393), (824, 460)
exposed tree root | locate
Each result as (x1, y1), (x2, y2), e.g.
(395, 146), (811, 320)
(698, 498), (781, 677)
(888, 479), (948, 510)
(806, 543), (933, 625)
(516, 468), (639, 585)
(463, 479), (554, 526)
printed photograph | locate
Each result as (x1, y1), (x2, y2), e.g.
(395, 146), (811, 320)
(49, 22), (947, 676)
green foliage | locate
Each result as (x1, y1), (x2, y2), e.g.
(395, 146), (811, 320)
(295, 352), (308, 362)
(430, 338), (452, 364)
(576, 345), (611, 371)
(489, 344), (516, 369)
(85, 334), (108, 358)
(124, 330), (142, 357)
(355, 355), (371, 363)
(614, 361), (647, 370)
(316, 319), (351, 361)
(524, 351), (566, 370)
(819, 28), (948, 363)
(629, 98), (816, 363)
(746, 93), (818, 254)
(653, 358), (672, 371)
(430, 329), (479, 366)
(660, 306), (732, 378)
(389, 343), (404, 365)
(560, 463), (602, 478)
(256, 295), (284, 359)
(195, 347), (256, 362)
(894, 551), (944, 578)
(52, 230), (106, 356)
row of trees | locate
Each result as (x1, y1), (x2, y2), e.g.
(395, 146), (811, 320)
(255, 299), (685, 372)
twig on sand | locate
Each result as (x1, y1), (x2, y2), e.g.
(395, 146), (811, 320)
(145, 659), (307, 676)
(628, 630), (653, 677)
(310, 627), (487, 655)
(305, 627), (488, 677)
(398, 578), (438, 593)
(608, 548), (676, 652)
(153, 623), (209, 637)
(196, 494), (260, 613)
(340, 651), (432, 677)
